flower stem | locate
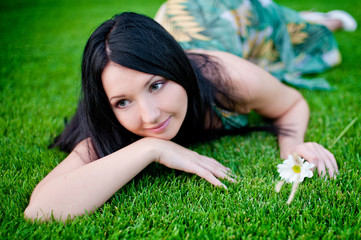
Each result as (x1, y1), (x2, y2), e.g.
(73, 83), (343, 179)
(287, 176), (300, 204)
(275, 180), (285, 193)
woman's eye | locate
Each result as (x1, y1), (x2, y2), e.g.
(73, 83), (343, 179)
(150, 80), (165, 92)
(116, 99), (130, 108)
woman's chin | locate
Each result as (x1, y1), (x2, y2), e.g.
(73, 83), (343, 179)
(140, 132), (177, 141)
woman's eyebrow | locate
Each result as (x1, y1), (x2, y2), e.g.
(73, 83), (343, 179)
(109, 75), (158, 102)
(143, 75), (158, 88)
(109, 94), (126, 102)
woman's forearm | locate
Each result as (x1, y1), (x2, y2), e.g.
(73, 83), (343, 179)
(275, 96), (310, 159)
(24, 138), (158, 221)
(25, 136), (233, 221)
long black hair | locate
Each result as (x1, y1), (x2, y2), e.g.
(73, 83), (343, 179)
(51, 12), (280, 159)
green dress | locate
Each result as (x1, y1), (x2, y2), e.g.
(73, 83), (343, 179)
(155, 0), (341, 90)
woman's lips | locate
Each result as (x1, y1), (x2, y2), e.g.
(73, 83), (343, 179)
(144, 116), (171, 133)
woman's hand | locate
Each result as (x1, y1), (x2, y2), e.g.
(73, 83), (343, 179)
(286, 142), (338, 178)
(151, 138), (235, 188)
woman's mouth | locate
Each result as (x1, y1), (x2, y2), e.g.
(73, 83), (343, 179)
(144, 116), (171, 133)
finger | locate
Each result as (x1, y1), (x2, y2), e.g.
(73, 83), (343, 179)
(199, 155), (234, 177)
(301, 143), (327, 177)
(319, 145), (338, 178)
(202, 155), (231, 173)
(310, 151), (326, 177)
(315, 144), (338, 178)
(193, 167), (227, 189)
(317, 160), (327, 177)
(198, 157), (236, 182)
(313, 144), (335, 178)
(305, 147), (326, 177)
(324, 147), (338, 173)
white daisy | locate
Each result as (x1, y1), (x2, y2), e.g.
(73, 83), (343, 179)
(277, 153), (314, 183)
(275, 153), (315, 204)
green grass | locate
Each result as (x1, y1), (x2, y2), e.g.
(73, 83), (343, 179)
(1, 0), (360, 239)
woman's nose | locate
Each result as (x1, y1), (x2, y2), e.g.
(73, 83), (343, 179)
(139, 99), (160, 123)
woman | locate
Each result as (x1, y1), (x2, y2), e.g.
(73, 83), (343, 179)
(24, 0), (349, 221)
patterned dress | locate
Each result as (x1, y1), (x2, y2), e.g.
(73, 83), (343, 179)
(155, 0), (341, 90)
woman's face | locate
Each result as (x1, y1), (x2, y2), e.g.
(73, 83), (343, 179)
(102, 61), (188, 140)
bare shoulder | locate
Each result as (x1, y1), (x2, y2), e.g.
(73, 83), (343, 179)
(187, 49), (274, 109)
(187, 49), (254, 68)
(59, 138), (98, 171)
(43, 139), (96, 181)
(189, 49), (272, 85)
(187, 49), (302, 118)
(188, 49), (269, 90)
(29, 139), (97, 195)
(72, 138), (97, 163)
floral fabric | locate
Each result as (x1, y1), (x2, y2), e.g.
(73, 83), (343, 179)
(213, 105), (248, 129)
(155, 0), (341, 90)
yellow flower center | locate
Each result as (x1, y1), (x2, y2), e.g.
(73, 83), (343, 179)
(292, 165), (301, 173)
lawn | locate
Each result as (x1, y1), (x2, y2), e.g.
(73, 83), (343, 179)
(0, 0), (360, 239)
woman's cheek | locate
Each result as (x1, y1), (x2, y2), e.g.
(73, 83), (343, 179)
(115, 112), (134, 131)
(126, 108), (143, 132)
(162, 84), (187, 110)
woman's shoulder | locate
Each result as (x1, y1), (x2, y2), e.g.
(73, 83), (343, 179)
(186, 49), (239, 59)
(187, 49), (296, 117)
(35, 139), (96, 189)
(72, 138), (98, 164)
(186, 49), (231, 60)
(187, 49), (262, 105)
(186, 49), (259, 80)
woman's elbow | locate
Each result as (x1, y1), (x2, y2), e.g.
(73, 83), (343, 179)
(24, 204), (44, 222)
(24, 201), (92, 222)
(24, 202), (59, 222)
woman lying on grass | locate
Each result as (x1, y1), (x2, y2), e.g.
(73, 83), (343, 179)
(25, 0), (357, 221)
